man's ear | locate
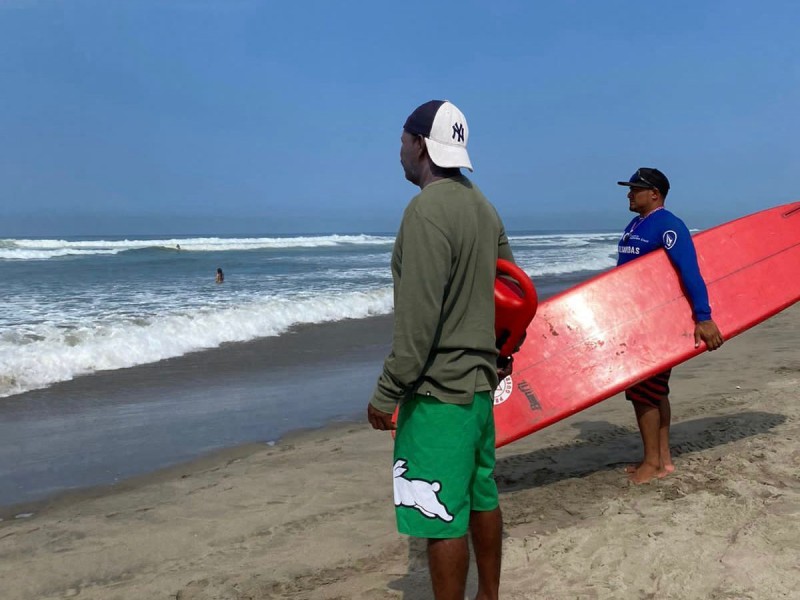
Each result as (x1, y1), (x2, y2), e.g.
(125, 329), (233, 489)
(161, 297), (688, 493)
(416, 135), (427, 158)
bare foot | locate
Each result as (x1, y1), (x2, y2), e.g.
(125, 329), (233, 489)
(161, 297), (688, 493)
(627, 463), (667, 484)
(626, 462), (675, 475)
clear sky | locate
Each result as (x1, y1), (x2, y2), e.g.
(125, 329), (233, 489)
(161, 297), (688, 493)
(2, 0), (798, 237)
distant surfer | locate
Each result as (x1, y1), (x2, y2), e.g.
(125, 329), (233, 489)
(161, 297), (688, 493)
(617, 168), (724, 484)
(367, 100), (514, 599)
(215, 268), (224, 284)
(176, 244), (181, 251)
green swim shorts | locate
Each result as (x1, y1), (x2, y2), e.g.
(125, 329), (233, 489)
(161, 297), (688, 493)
(392, 391), (498, 539)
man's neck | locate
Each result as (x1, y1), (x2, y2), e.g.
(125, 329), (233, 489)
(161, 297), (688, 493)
(639, 204), (665, 218)
(419, 168), (461, 189)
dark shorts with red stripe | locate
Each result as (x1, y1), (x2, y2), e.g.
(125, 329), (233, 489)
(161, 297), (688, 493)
(625, 369), (672, 407)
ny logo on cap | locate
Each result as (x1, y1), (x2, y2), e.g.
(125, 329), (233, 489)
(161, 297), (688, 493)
(452, 123), (465, 143)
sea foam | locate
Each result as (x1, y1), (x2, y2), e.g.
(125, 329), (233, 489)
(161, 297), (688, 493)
(0, 288), (393, 398)
(0, 235), (394, 260)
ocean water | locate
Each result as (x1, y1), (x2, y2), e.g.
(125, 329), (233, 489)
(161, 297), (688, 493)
(0, 231), (620, 400)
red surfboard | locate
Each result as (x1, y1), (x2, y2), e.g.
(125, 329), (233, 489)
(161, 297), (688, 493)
(493, 202), (800, 447)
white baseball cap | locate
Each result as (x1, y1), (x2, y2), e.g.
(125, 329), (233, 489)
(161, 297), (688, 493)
(403, 100), (473, 171)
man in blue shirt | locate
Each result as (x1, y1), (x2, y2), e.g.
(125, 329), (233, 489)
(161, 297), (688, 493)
(617, 167), (724, 484)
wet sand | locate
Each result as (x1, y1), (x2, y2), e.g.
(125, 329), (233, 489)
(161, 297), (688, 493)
(1, 305), (798, 599)
(0, 315), (392, 506)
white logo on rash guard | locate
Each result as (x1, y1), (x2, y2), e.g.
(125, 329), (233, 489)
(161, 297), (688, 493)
(663, 230), (677, 249)
(393, 459), (454, 521)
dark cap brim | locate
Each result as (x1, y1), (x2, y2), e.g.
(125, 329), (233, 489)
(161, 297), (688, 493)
(617, 181), (651, 188)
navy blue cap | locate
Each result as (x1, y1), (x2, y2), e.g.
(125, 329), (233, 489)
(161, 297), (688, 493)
(618, 167), (670, 197)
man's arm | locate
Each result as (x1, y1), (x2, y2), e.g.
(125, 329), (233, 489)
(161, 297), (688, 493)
(664, 220), (723, 351)
(369, 210), (451, 415)
(498, 221), (514, 263)
(496, 220), (523, 379)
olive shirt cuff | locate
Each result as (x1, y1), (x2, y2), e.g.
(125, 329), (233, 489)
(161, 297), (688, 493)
(369, 392), (399, 415)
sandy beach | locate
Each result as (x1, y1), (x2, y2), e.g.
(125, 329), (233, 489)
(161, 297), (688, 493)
(1, 304), (799, 599)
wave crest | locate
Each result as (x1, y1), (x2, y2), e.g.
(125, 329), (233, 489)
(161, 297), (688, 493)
(0, 234), (395, 260)
(0, 288), (393, 398)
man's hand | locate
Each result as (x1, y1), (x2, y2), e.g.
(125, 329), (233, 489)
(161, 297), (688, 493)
(695, 320), (724, 351)
(496, 355), (514, 381)
(367, 403), (396, 431)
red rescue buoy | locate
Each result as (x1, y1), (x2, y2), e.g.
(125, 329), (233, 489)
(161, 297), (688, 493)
(495, 258), (537, 357)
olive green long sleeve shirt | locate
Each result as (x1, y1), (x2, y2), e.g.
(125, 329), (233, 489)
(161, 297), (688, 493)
(370, 175), (514, 414)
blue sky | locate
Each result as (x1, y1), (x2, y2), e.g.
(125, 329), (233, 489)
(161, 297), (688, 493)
(2, 0), (798, 236)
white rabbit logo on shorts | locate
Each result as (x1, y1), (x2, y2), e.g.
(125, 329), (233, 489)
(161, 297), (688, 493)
(392, 459), (454, 521)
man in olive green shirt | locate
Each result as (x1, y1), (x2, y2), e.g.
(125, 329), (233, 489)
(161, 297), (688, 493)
(367, 100), (512, 600)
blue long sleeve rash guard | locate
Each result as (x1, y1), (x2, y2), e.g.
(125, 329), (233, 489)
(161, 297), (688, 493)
(617, 207), (712, 322)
